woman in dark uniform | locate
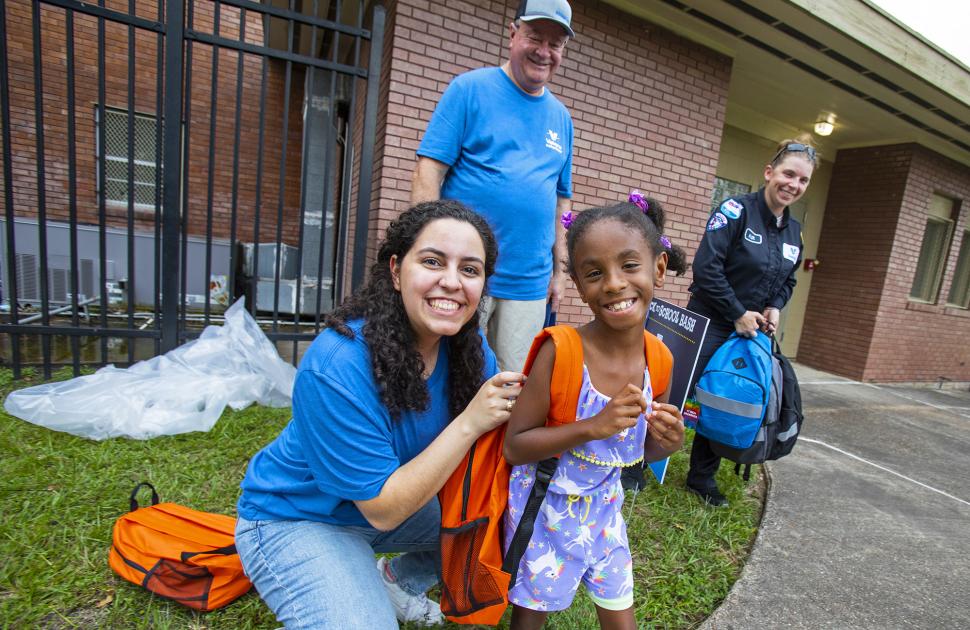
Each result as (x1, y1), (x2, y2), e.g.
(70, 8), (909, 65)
(685, 137), (817, 506)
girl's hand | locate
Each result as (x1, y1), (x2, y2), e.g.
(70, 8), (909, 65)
(461, 371), (526, 436)
(588, 383), (647, 440)
(647, 401), (685, 452)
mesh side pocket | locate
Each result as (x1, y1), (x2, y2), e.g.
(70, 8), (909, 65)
(142, 558), (213, 610)
(439, 517), (504, 617)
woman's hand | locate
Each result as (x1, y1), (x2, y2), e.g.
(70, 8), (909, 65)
(647, 401), (685, 454)
(359, 370), (523, 530)
(460, 371), (526, 436)
(588, 383), (647, 440)
(734, 310), (766, 338)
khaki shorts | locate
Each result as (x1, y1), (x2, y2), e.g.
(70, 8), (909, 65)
(480, 296), (547, 373)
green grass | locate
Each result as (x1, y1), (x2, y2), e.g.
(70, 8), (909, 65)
(0, 369), (762, 629)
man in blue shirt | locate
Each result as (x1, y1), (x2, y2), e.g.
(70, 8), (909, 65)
(411, 0), (575, 371)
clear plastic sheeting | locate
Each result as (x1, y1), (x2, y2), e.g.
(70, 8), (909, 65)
(4, 299), (297, 440)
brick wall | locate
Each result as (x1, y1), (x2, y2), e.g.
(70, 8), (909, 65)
(867, 145), (970, 382)
(799, 144), (970, 382)
(1, 1), (304, 247)
(373, 0), (732, 324)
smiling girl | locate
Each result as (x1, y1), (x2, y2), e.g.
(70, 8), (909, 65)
(235, 201), (525, 629)
(502, 194), (688, 630)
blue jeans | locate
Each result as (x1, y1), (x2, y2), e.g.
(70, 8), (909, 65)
(235, 499), (441, 629)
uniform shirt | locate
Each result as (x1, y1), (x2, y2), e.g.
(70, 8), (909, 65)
(237, 319), (499, 526)
(417, 67), (573, 300)
(689, 188), (803, 323)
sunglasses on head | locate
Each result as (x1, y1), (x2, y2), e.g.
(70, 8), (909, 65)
(771, 143), (816, 165)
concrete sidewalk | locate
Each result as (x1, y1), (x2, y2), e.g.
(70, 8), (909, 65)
(702, 364), (970, 629)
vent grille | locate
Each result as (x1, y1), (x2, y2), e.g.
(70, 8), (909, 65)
(11, 254), (96, 304)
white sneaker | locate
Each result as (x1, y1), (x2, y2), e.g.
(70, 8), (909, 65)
(376, 556), (445, 626)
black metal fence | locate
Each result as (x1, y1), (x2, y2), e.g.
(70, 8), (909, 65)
(0, 0), (384, 379)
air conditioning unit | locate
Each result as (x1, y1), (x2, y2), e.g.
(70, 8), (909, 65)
(12, 253), (98, 305)
(239, 243), (300, 281)
(255, 277), (334, 315)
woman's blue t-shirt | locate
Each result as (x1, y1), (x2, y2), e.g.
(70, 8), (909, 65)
(237, 319), (498, 527)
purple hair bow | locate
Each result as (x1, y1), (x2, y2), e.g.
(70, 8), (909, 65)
(628, 190), (649, 213)
(560, 211), (574, 230)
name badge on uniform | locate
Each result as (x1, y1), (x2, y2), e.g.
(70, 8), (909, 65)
(783, 243), (800, 263)
(744, 228), (762, 244)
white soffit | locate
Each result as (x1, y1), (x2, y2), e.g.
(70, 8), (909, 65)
(601, 0), (970, 166)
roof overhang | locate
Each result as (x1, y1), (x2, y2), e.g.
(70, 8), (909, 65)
(602, 0), (970, 167)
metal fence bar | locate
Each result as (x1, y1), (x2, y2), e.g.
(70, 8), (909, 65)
(160, 0), (185, 353)
(218, 0), (370, 38)
(270, 3), (297, 333)
(2, 324), (158, 338)
(186, 30), (366, 77)
(96, 1), (109, 364)
(250, 55), (268, 319)
(0, 1), (21, 378)
(65, 10), (81, 375)
(310, 0), (328, 330)
(227, 5), (246, 312)
(42, 0), (163, 32)
(202, 2), (222, 324)
(333, 0), (365, 304)
(126, 0), (137, 365)
(313, 0), (341, 327)
(31, 1), (53, 379)
(350, 3), (384, 290)
(178, 0), (195, 341)
(153, 0), (165, 357)
(292, 0), (317, 358)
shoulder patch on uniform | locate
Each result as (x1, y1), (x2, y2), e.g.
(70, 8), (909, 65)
(719, 199), (743, 220)
(783, 243), (800, 263)
(707, 212), (729, 231)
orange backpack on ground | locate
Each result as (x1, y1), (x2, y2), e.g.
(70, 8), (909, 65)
(438, 325), (671, 625)
(108, 483), (251, 611)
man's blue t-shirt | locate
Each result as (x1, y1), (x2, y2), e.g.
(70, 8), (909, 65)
(237, 320), (499, 526)
(417, 67), (573, 300)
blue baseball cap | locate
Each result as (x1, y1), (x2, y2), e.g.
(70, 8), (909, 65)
(515, 0), (575, 38)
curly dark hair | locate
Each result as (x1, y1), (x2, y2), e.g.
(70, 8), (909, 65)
(322, 200), (499, 420)
(565, 197), (689, 276)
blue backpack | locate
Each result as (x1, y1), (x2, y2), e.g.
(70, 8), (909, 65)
(695, 331), (773, 449)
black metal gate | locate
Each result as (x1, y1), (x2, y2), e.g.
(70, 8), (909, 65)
(0, 0), (384, 379)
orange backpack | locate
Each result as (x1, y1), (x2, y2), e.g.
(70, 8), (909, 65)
(108, 483), (252, 611)
(438, 325), (672, 625)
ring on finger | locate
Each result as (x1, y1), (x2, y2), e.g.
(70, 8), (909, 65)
(506, 399), (514, 412)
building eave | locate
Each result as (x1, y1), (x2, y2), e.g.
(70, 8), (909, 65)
(602, 0), (970, 167)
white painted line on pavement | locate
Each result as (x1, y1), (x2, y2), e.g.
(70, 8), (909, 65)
(800, 380), (861, 385)
(800, 437), (970, 508)
(862, 383), (970, 419)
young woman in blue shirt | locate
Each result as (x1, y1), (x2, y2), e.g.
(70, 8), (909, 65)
(236, 200), (526, 628)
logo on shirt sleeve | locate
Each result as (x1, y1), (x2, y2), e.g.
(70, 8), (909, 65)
(545, 129), (563, 154)
(744, 228), (763, 244)
(707, 212), (728, 231)
(783, 243), (800, 263)
(720, 199), (743, 220)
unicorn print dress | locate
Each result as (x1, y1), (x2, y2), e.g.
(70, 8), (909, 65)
(503, 364), (653, 612)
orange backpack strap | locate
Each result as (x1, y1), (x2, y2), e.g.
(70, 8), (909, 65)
(503, 326), (583, 583)
(644, 331), (673, 400)
(523, 325), (585, 428)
